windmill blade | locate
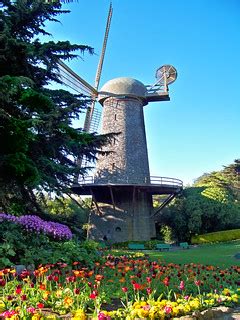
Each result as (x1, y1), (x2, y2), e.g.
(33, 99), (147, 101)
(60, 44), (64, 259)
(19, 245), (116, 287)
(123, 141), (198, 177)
(57, 60), (98, 97)
(83, 2), (113, 133)
(95, 2), (113, 91)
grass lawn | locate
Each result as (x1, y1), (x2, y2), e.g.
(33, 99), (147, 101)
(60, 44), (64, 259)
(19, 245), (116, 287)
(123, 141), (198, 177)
(109, 241), (240, 268)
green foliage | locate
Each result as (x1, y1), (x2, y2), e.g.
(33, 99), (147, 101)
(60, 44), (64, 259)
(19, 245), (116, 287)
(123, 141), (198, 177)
(223, 159), (240, 183)
(145, 239), (165, 249)
(191, 229), (240, 244)
(160, 225), (174, 244)
(0, 243), (16, 268)
(0, 0), (110, 214)
(0, 220), (48, 267)
(0, 220), (100, 268)
(20, 240), (100, 268)
(41, 196), (90, 238)
(158, 160), (240, 242)
(81, 239), (101, 251)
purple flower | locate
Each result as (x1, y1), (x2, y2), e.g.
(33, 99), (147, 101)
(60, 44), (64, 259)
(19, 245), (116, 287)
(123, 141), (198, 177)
(0, 213), (18, 223)
(0, 213), (72, 240)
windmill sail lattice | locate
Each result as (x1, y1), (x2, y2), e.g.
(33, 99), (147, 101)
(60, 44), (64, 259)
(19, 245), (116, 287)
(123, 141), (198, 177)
(57, 60), (97, 97)
(56, 3), (113, 173)
(57, 2), (113, 135)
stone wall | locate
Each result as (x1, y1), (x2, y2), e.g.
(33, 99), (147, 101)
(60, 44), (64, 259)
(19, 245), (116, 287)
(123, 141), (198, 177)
(94, 97), (150, 184)
(88, 189), (156, 243)
(91, 89), (155, 242)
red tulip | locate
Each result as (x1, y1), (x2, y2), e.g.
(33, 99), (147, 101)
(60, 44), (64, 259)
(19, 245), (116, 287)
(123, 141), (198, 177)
(74, 288), (80, 294)
(163, 277), (170, 287)
(195, 280), (201, 286)
(0, 279), (6, 287)
(89, 290), (98, 299)
(16, 287), (22, 294)
(133, 283), (141, 290)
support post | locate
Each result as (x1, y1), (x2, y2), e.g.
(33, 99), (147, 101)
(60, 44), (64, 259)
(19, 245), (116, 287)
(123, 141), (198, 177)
(90, 189), (102, 216)
(109, 186), (116, 212)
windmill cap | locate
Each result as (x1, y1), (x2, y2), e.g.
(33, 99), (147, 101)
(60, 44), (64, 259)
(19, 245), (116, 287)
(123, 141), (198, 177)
(98, 77), (148, 105)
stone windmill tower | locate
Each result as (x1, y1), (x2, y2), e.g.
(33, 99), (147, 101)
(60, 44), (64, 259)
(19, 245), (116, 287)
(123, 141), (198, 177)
(72, 70), (182, 243)
(58, 5), (183, 243)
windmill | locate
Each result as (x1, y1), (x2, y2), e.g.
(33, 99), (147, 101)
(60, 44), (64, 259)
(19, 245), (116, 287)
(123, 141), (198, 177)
(58, 3), (183, 243)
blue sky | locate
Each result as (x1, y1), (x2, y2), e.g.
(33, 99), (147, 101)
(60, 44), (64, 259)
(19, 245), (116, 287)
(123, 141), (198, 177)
(45, 0), (240, 185)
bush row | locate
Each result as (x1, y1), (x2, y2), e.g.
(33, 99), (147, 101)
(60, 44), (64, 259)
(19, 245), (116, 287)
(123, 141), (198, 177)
(191, 229), (240, 244)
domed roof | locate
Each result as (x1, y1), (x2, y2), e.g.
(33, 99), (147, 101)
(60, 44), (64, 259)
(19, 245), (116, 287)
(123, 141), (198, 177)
(98, 77), (147, 105)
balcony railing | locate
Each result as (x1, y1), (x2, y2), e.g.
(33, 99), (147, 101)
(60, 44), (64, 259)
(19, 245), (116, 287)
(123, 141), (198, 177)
(77, 176), (183, 188)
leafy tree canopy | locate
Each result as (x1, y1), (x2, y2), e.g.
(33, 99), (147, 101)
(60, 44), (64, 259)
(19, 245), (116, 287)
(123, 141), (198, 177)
(157, 160), (240, 242)
(0, 0), (110, 215)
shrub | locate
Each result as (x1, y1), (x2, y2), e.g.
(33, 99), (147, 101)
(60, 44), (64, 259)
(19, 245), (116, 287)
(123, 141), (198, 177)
(0, 217), (100, 268)
(160, 225), (174, 244)
(191, 229), (240, 244)
(20, 240), (101, 268)
(145, 239), (165, 249)
(81, 239), (101, 251)
(0, 213), (72, 240)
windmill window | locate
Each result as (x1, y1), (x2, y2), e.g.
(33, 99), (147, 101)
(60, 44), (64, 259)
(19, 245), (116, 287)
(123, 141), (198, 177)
(111, 138), (116, 145)
(115, 227), (121, 232)
(112, 163), (115, 170)
(114, 114), (117, 120)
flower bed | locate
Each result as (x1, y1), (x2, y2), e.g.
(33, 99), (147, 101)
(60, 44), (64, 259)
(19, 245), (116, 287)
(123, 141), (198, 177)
(0, 255), (239, 319)
(0, 214), (72, 241)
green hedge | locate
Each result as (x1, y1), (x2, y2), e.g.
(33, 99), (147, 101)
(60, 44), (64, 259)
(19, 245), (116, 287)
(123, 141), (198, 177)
(111, 240), (165, 250)
(191, 229), (240, 244)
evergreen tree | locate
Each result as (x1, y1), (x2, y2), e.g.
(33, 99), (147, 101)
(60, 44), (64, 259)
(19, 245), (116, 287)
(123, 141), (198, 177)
(0, 0), (109, 215)
(222, 159), (240, 196)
